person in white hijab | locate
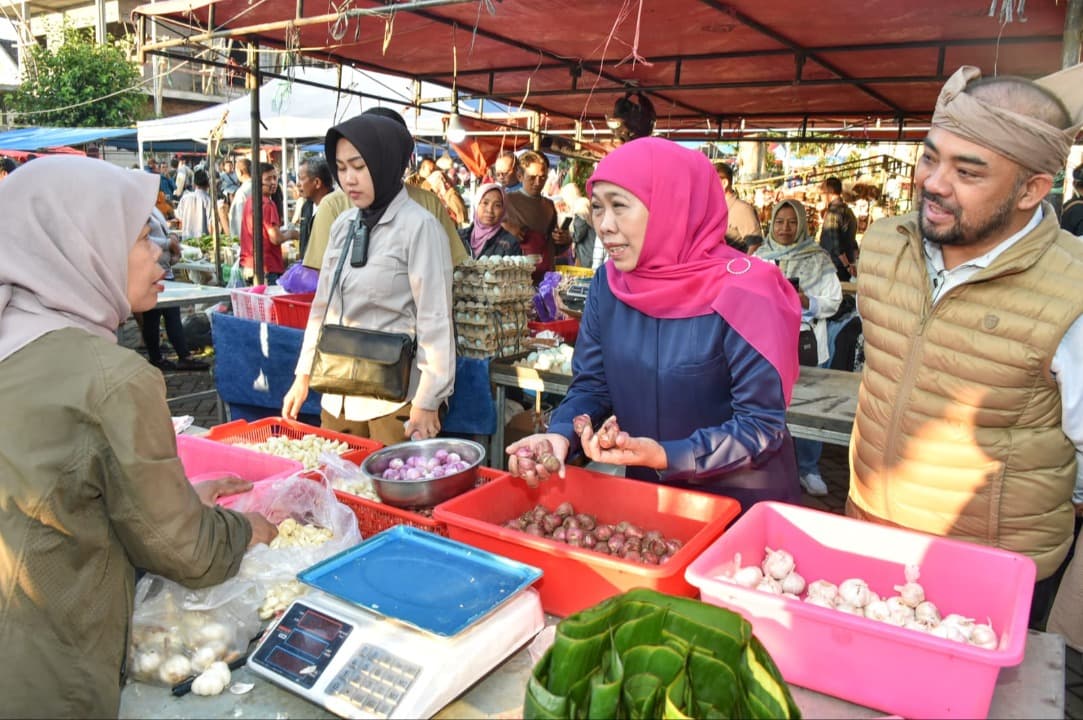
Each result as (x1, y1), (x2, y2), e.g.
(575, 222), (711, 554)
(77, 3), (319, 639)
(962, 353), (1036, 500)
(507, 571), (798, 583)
(0, 156), (276, 718)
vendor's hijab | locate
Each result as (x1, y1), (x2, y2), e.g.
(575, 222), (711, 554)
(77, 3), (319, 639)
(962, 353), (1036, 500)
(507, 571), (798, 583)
(587, 138), (802, 403)
(931, 63), (1083, 175)
(757, 200), (835, 292)
(0, 156), (158, 362)
(325, 114), (414, 230)
(470, 182), (507, 255)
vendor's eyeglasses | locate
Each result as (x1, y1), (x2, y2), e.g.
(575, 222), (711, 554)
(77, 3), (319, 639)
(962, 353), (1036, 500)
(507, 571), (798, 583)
(350, 215), (370, 268)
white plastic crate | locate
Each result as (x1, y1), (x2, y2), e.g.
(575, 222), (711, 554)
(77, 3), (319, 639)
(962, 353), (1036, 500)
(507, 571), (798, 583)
(229, 288), (277, 323)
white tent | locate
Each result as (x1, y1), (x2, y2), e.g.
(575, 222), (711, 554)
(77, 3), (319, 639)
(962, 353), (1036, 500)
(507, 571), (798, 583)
(136, 66), (454, 145)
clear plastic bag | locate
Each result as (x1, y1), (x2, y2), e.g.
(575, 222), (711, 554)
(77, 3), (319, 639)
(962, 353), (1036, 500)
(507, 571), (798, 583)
(309, 451), (381, 503)
(227, 472), (363, 619)
(127, 573), (263, 686)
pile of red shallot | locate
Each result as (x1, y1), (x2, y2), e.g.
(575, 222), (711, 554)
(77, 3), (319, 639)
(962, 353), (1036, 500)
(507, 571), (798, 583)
(719, 548), (1000, 650)
(503, 501), (682, 565)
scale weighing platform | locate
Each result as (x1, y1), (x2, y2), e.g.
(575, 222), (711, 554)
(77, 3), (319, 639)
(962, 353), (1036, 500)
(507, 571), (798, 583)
(248, 526), (544, 719)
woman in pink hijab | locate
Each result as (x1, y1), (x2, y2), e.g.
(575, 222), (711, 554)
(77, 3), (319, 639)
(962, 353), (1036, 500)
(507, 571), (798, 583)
(0, 156), (275, 717)
(458, 182), (523, 259)
(508, 138), (803, 511)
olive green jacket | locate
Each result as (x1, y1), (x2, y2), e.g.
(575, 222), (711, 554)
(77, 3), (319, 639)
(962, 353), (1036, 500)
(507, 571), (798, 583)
(0, 329), (251, 718)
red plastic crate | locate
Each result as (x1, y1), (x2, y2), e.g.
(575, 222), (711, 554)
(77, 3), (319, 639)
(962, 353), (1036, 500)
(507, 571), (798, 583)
(528, 318), (579, 345)
(176, 434), (302, 508)
(334, 466), (508, 538)
(432, 466), (740, 616)
(204, 417), (383, 468)
(272, 292), (315, 329)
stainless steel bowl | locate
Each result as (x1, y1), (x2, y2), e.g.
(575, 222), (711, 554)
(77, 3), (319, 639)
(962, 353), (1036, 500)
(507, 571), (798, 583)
(360, 438), (487, 508)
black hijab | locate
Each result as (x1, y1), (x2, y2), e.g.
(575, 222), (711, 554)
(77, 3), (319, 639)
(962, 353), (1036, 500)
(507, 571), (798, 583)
(325, 114), (413, 230)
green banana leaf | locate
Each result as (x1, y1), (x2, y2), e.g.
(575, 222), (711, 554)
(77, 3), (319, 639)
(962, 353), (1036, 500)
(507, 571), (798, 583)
(524, 588), (799, 720)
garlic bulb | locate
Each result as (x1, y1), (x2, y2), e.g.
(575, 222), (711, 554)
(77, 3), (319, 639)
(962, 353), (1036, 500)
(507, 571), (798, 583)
(864, 599), (891, 623)
(761, 547), (795, 580)
(734, 566), (764, 588)
(132, 649), (162, 676)
(838, 578), (872, 608)
(191, 661), (231, 696)
(805, 594), (835, 609)
(158, 654), (192, 685)
(894, 563), (925, 608)
(940, 613), (976, 641)
(969, 621), (998, 649)
(914, 601), (941, 626)
(756, 577), (783, 594)
(931, 622), (968, 643)
(885, 596), (914, 625)
(835, 601), (865, 617)
(806, 580), (838, 604)
(780, 571), (806, 596)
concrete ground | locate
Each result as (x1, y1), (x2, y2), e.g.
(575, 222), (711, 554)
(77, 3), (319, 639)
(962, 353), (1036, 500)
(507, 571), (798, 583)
(123, 316), (1079, 719)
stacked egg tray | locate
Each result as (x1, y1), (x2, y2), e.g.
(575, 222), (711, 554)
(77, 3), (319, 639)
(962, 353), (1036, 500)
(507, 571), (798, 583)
(452, 256), (535, 359)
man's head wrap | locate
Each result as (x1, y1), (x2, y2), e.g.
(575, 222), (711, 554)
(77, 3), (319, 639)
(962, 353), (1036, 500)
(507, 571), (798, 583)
(930, 64), (1083, 176)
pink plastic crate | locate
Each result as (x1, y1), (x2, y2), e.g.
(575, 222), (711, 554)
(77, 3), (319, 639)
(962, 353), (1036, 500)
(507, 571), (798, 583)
(176, 434), (303, 508)
(684, 501), (1036, 719)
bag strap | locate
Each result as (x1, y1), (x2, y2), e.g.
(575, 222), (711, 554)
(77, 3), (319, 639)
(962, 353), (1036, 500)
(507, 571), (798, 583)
(319, 211), (358, 327)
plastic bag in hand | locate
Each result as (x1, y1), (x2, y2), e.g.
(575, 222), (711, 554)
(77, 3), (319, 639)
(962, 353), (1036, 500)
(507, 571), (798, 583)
(279, 262), (319, 294)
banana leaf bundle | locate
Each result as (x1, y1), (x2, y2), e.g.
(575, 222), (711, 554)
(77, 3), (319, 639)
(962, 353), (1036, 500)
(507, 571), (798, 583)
(525, 588), (800, 719)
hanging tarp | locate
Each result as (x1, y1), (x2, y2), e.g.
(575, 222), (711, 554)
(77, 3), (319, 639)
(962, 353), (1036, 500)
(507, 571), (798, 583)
(0, 126), (136, 151)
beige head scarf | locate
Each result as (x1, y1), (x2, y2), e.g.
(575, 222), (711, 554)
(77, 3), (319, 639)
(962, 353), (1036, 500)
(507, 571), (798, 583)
(0, 156), (159, 362)
(931, 64), (1083, 175)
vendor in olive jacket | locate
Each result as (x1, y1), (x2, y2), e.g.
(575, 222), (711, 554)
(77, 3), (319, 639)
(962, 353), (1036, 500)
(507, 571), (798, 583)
(0, 157), (277, 718)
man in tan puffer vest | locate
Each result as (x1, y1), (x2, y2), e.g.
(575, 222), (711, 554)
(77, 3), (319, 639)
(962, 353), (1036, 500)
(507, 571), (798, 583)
(848, 63), (1083, 630)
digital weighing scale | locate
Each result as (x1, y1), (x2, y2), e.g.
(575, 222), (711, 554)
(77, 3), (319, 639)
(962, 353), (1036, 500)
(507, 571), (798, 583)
(247, 526), (544, 719)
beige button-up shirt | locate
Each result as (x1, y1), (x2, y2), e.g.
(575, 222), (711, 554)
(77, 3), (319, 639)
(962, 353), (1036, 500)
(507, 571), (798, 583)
(296, 187), (455, 421)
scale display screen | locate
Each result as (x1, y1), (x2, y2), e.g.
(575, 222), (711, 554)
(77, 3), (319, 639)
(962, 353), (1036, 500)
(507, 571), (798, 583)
(252, 603), (352, 689)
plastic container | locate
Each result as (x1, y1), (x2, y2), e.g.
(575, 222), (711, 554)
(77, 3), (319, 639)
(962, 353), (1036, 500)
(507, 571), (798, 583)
(528, 318), (579, 345)
(176, 434), (302, 508)
(684, 501), (1036, 719)
(554, 264), (594, 278)
(334, 466), (507, 538)
(433, 467), (740, 616)
(271, 292), (315, 329)
(229, 287), (277, 323)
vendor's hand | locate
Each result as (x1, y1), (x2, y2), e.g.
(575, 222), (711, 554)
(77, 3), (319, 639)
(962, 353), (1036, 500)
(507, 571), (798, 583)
(798, 291), (810, 309)
(506, 433), (570, 487)
(551, 228), (572, 248)
(577, 416), (667, 470)
(193, 474), (253, 507)
(405, 407), (440, 440)
(282, 375), (310, 420)
(243, 512), (279, 548)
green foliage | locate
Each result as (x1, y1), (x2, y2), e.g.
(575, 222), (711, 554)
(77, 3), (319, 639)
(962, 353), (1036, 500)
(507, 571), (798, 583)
(7, 26), (145, 127)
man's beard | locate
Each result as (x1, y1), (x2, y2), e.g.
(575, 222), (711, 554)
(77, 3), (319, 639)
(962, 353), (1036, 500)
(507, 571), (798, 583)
(918, 181), (1022, 247)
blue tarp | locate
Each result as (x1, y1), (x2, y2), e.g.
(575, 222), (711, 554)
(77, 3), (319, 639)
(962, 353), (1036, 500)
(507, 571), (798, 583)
(0, 126), (136, 151)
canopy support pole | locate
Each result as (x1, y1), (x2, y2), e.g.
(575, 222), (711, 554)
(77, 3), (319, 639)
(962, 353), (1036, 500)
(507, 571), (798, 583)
(249, 42), (264, 286)
(1064, 0), (1083, 69)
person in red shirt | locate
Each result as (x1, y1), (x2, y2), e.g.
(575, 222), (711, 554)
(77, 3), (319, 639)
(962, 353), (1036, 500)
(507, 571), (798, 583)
(240, 162), (286, 284)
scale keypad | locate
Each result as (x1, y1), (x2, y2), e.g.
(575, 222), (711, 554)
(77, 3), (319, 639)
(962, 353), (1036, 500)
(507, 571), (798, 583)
(328, 644), (421, 718)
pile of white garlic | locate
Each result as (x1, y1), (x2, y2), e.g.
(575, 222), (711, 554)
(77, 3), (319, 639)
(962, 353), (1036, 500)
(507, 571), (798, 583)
(235, 434), (350, 470)
(517, 343), (575, 375)
(257, 518), (334, 620)
(719, 548), (999, 650)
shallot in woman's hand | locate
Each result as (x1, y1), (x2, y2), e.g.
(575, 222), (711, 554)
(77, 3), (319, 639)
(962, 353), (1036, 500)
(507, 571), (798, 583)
(596, 416), (623, 449)
(506, 433), (570, 486)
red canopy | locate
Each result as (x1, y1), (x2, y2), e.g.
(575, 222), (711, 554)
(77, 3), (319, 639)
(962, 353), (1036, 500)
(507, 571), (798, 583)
(133, 0), (1072, 141)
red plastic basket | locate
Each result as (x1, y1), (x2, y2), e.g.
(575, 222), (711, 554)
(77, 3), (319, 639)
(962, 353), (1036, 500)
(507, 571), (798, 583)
(204, 417), (383, 468)
(334, 466), (508, 538)
(271, 292), (315, 330)
(433, 466), (740, 616)
(528, 318), (579, 345)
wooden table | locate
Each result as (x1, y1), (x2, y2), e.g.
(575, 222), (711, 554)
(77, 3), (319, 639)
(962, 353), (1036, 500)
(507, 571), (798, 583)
(118, 626), (1064, 719)
(488, 360), (860, 470)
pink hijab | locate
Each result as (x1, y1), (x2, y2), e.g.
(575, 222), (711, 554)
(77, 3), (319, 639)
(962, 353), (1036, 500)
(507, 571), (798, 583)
(0, 156), (159, 362)
(587, 138), (801, 403)
(469, 182), (507, 255)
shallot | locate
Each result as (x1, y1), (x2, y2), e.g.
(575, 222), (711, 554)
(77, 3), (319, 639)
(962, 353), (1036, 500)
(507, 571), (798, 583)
(596, 416), (622, 450)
